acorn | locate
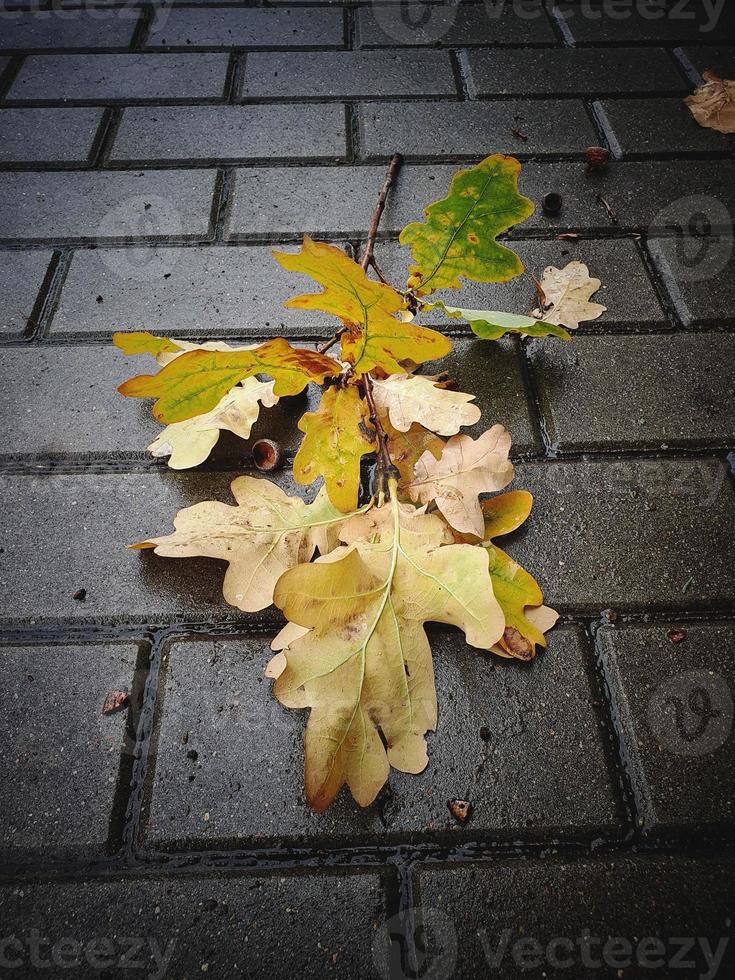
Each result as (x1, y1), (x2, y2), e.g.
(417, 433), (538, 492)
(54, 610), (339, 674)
(252, 438), (284, 472)
(585, 146), (611, 171)
(542, 192), (563, 217)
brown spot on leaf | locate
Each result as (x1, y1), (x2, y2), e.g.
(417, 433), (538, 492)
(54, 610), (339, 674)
(500, 626), (534, 661)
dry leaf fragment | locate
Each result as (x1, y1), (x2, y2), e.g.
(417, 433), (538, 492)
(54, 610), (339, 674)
(380, 417), (444, 487)
(667, 628), (687, 645)
(102, 690), (129, 716)
(447, 799), (472, 825)
(406, 426), (515, 537)
(685, 71), (735, 134)
(532, 261), (606, 331)
(371, 373), (481, 437)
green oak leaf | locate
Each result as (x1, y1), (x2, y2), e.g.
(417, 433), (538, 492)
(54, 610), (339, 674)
(429, 302), (571, 341)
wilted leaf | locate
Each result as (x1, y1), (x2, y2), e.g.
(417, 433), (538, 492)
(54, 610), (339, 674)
(118, 338), (340, 424)
(294, 384), (376, 512)
(685, 70), (735, 134)
(371, 373), (481, 436)
(131, 478), (349, 612)
(273, 236), (451, 375)
(448, 799), (472, 825)
(148, 378), (278, 469)
(406, 425), (514, 537)
(381, 417), (444, 486)
(429, 302), (571, 341)
(272, 494), (505, 810)
(399, 154), (534, 295)
(532, 261), (606, 331)
(113, 331), (181, 359)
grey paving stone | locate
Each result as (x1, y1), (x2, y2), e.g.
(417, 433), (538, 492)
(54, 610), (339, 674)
(598, 623), (735, 831)
(416, 856), (735, 980)
(0, 873), (385, 979)
(240, 49), (457, 98)
(0, 107), (103, 164)
(597, 96), (734, 156)
(0, 471), (318, 624)
(52, 244), (350, 336)
(146, 6), (345, 47)
(528, 333), (735, 451)
(555, 0), (735, 43)
(0, 248), (53, 336)
(467, 46), (688, 96)
(358, 0), (556, 46)
(509, 459), (735, 611)
(358, 99), (597, 160)
(0, 11), (140, 50)
(0, 642), (139, 861)
(0, 170), (216, 241)
(8, 53), (229, 102)
(680, 44), (735, 76)
(374, 238), (666, 329)
(146, 627), (621, 846)
(111, 104), (347, 162)
(647, 236), (735, 327)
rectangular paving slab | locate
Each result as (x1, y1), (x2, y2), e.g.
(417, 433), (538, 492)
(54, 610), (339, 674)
(598, 622), (735, 831)
(595, 97), (734, 156)
(0, 248), (53, 336)
(556, 0), (735, 43)
(145, 6), (346, 47)
(0, 11), (140, 50)
(647, 236), (735, 327)
(144, 627), (623, 847)
(0, 107), (104, 164)
(0, 641), (140, 862)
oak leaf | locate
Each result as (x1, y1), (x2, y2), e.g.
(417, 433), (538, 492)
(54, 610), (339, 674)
(399, 154), (534, 295)
(273, 236), (452, 374)
(370, 373), (481, 436)
(429, 303), (571, 341)
(272, 494), (505, 810)
(685, 71), (735, 134)
(131, 477), (348, 612)
(532, 261), (606, 331)
(294, 384), (376, 512)
(405, 425), (514, 537)
(380, 417), (444, 487)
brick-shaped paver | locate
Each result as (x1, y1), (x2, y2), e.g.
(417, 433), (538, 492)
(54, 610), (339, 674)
(647, 236), (735, 327)
(0, 873), (385, 978)
(509, 459), (735, 611)
(8, 53), (229, 102)
(0, 248), (53, 336)
(416, 856), (735, 979)
(240, 50), (457, 98)
(374, 238), (665, 329)
(0, 107), (103, 164)
(0, 642), (139, 861)
(0, 170), (216, 241)
(51, 244), (351, 336)
(111, 104), (347, 162)
(146, 627), (621, 846)
(528, 333), (735, 451)
(0, 12), (140, 50)
(146, 6), (345, 47)
(599, 623), (734, 831)
(596, 97), (734, 156)
(679, 44), (735, 76)
(357, 0), (556, 46)
(556, 0), (735, 43)
(467, 47), (687, 96)
(358, 99), (597, 160)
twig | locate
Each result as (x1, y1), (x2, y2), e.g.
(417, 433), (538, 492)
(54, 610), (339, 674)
(596, 193), (619, 225)
(316, 328), (346, 355)
(368, 255), (390, 285)
(361, 152), (402, 272)
(362, 373), (393, 497)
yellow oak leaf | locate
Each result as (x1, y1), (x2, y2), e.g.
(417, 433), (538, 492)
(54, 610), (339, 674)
(405, 425), (514, 536)
(272, 236), (452, 374)
(272, 491), (504, 810)
(131, 477), (349, 612)
(399, 154), (534, 296)
(370, 373), (481, 437)
(113, 332), (182, 359)
(532, 261), (606, 331)
(685, 70), (735, 134)
(294, 384), (376, 512)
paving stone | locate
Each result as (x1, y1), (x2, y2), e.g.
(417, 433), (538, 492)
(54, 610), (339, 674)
(146, 627), (621, 846)
(0, 873), (385, 979)
(0, 11), (140, 50)
(111, 104), (347, 162)
(528, 333), (735, 451)
(146, 6), (345, 47)
(0, 170), (216, 241)
(374, 238), (665, 328)
(598, 623), (735, 831)
(508, 458), (735, 611)
(52, 244), (351, 336)
(597, 96), (735, 156)
(8, 53), (230, 102)
(466, 47), (687, 96)
(679, 44), (735, 76)
(240, 50), (457, 98)
(0, 248), (53, 336)
(357, 0), (556, 46)
(647, 236), (735, 327)
(0, 642), (139, 861)
(555, 0), (735, 43)
(416, 856), (735, 980)
(358, 99), (597, 160)
(0, 107), (103, 164)
(0, 471), (335, 624)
